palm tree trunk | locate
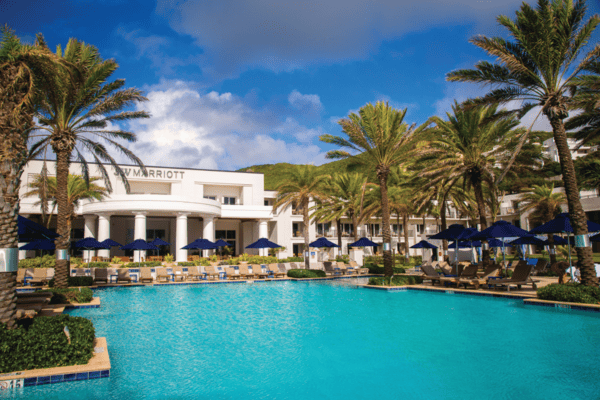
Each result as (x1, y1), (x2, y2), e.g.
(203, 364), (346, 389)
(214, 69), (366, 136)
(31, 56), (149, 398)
(377, 171), (392, 277)
(336, 219), (342, 256)
(351, 212), (358, 241)
(549, 117), (598, 286)
(303, 199), (310, 269)
(422, 214), (426, 238)
(54, 150), (71, 288)
(440, 197), (448, 260)
(472, 178), (490, 265)
(402, 213), (410, 261)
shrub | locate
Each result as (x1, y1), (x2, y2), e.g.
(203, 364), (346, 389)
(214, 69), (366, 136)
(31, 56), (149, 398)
(164, 253), (174, 262)
(18, 255), (55, 269)
(537, 283), (600, 305)
(0, 315), (95, 373)
(281, 256), (304, 262)
(87, 262), (110, 268)
(111, 256), (123, 264)
(43, 288), (94, 304)
(49, 276), (94, 287)
(177, 261), (196, 266)
(367, 276), (423, 286)
(124, 261), (161, 268)
(247, 255), (278, 264)
(287, 269), (326, 278)
(363, 263), (406, 275)
(70, 257), (84, 266)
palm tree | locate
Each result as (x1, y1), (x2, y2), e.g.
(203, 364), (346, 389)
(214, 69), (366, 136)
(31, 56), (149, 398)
(320, 101), (420, 276)
(0, 26), (63, 328)
(311, 172), (369, 249)
(24, 174), (109, 230)
(416, 103), (522, 264)
(446, 0), (600, 285)
(30, 38), (150, 288)
(566, 61), (600, 144)
(274, 166), (328, 268)
(519, 184), (567, 263)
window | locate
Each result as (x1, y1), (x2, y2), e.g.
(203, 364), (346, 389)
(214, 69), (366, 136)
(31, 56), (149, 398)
(216, 230), (236, 254)
(223, 197), (236, 205)
(342, 223), (354, 236)
(204, 195), (216, 200)
(416, 224), (424, 234)
(368, 224), (380, 236)
(317, 222), (330, 236)
(146, 229), (166, 241)
(264, 200), (269, 206)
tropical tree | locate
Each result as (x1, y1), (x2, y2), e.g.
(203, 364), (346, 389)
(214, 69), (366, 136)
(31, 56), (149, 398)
(415, 102), (522, 264)
(519, 184), (567, 263)
(30, 38), (149, 288)
(0, 26), (63, 328)
(23, 174), (109, 229)
(446, 0), (600, 285)
(566, 61), (600, 144)
(274, 166), (328, 268)
(320, 102), (420, 276)
(311, 172), (369, 248)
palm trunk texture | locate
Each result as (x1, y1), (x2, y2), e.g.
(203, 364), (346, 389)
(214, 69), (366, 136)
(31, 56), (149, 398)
(472, 178), (490, 265)
(0, 64), (34, 328)
(550, 117), (598, 286)
(54, 150), (71, 288)
(377, 170), (392, 277)
(403, 213), (409, 262)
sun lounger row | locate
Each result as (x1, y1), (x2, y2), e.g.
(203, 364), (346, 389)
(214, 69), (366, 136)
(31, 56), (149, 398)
(16, 268), (54, 286)
(320, 261), (369, 276)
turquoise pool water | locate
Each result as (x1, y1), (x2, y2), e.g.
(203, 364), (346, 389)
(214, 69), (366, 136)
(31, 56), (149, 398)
(5, 280), (600, 399)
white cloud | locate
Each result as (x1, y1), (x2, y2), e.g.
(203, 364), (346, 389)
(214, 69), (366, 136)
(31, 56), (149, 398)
(155, 0), (523, 79)
(117, 81), (329, 169)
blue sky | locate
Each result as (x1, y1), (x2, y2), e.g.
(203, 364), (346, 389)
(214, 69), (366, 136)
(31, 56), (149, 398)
(6, 0), (600, 170)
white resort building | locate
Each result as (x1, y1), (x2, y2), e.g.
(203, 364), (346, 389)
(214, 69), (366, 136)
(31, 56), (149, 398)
(18, 160), (470, 261)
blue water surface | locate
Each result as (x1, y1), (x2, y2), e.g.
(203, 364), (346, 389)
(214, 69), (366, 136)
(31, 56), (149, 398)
(5, 280), (600, 399)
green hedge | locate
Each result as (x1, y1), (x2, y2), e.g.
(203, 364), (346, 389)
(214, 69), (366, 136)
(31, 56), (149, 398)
(18, 255), (55, 269)
(85, 262), (110, 268)
(42, 288), (94, 304)
(287, 269), (326, 278)
(177, 261), (197, 266)
(364, 255), (422, 265)
(537, 283), (600, 305)
(368, 276), (423, 286)
(363, 263), (406, 274)
(49, 276), (94, 287)
(0, 315), (95, 373)
(124, 261), (162, 268)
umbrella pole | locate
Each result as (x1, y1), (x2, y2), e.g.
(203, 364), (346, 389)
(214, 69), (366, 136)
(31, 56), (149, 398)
(568, 233), (574, 281)
(502, 242), (506, 276)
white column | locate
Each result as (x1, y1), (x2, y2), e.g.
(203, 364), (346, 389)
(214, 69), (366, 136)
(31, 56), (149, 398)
(83, 215), (97, 260)
(259, 219), (268, 256)
(133, 212), (147, 262)
(97, 213), (111, 258)
(203, 215), (215, 257)
(176, 213), (190, 263)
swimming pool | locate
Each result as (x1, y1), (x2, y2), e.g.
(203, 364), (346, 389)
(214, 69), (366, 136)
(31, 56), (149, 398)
(5, 280), (600, 399)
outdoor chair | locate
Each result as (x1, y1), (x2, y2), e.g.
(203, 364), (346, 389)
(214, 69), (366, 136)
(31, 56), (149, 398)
(117, 268), (132, 284)
(94, 268), (109, 284)
(271, 264), (286, 278)
(456, 264), (501, 290)
(155, 267), (170, 283)
(16, 269), (34, 286)
(204, 265), (220, 280)
(28, 268), (48, 286)
(420, 264), (442, 285)
(119, 256), (131, 263)
(487, 264), (539, 291)
(323, 262), (340, 276)
(438, 262), (451, 275)
(336, 261), (348, 275)
(184, 266), (202, 281)
(172, 266), (185, 282)
(532, 259), (549, 276)
(439, 265), (478, 287)
(226, 267), (240, 280)
(238, 264), (254, 279)
(251, 264), (268, 279)
(139, 267), (154, 283)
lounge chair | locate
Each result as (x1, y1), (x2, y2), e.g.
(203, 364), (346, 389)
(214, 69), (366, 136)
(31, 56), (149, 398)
(94, 268), (109, 284)
(271, 264), (286, 278)
(289, 262), (300, 270)
(172, 266), (185, 282)
(420, 264), (443, 285)
(28, 268), (48, 286)
(456, 265), (501, 289)
(323, 262), (340, 276)
(139, 267), (154, 283)
(252, 265), (268, 279)
(16, 269), (30, 286)
(437, 262), (451, 275)
(155, 267), (170, 283)
(185, 266), (203, 281)
(117, 268), (132, 284)
(487, 264), (539, 291)
(225, 267), (240, 280)
(238, 264), (254, 279)
(336, 262), (348, 275)
(439, 265), (479, 287)
(532, 259), (549, 276)
(204, 266), (220, 280)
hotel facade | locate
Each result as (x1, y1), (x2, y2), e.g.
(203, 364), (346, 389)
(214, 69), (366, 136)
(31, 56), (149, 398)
(18, 160), (471, 261)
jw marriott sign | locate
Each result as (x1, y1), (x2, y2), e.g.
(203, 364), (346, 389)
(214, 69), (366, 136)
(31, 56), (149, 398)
(114, 167), (186, 180)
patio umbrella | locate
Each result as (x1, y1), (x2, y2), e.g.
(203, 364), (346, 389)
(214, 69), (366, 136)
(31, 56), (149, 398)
(309, 237), (339, 248)
(75, 237), (108, 268)
(530, 213), (600, 279)
(150, 238), (170, 257)
(213, 239), (231, 258)
(543, 235), (567, 245)
(457, 227), (480, 263)
(120, 239), (158, 267)
(591, 234), (600, 242)
(246, 238), (282, 249)
(19, 239), (55, 268)
(182, 238), (218, 250)
(18, 215), (59, 242)
(471, 220), (530, 273)
(411, 240), (437, 263)
(509, 236), (547, 257)
(429, 224), (466, 263)
(100, 238), (122, 248)
(348, 237), (379, 247)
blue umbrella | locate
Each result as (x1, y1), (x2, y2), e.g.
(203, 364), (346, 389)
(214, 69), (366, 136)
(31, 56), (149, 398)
(591, 234), (600, 243)
(449, 241), (482, 248)
(348, 237), (379, 247)
(543, 235), (567, 245)
(429, 224), (467, 263)
(18, 215), (59, 242)
(76, 237), (110, 268)
(121, 239), (159, 267)
(411, 240), (438, 263)
(19, 239), (55, 268)
(309, 237), (339, 248)
(471, 221), (530, 270)
(150, 238), (171, 257)
(182, 238), (218, 250)
(509, 236), (547, 258)
(456, 228), (480, 263)
(246, 238), (282, 249)
(214, 239), (231, 247)
(488, 238), (512, 248)
(100, 238), (122, 248)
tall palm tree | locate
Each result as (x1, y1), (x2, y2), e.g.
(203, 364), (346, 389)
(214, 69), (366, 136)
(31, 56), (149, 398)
(24, 174), (109, 230)
(566, 61), (600, 144)
(311, 172), (369, 246)
(0, 26), (63, 328)
(416, 103), (521, 264)
(320, 101), (420, 276)
(274, 166), (328, 268)
(519, 184), (567, 263)
(31, 38), (150, 288)
(447, 0), (600, 285)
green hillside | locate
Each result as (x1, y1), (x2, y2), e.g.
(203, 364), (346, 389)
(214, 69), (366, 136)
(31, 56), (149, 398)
(237, 158), (361, 190)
